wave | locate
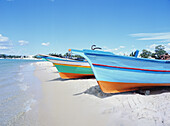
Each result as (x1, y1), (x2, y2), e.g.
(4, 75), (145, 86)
(24, 99), (37, 112)
(0, 81), (16, 89)
(18, 83), (29, 91)
(15, 77), (24, 83)
(17, 72), (23, 76)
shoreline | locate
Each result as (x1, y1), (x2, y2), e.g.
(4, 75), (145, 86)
(0, 58), (41, 60)
(2, 60), (42, 126)
(23, 61), (170, 126)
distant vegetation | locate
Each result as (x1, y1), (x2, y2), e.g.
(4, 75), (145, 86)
(0, 54), (28, 59)
(49, 53), (63, 58)
(130, 45), (167, 59)
(139, 49), (152, 58)
(49, 53), (84, 60)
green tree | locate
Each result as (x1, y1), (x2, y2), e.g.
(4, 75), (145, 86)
(154, 45), (166, 59)
(63, 53), (69, 57)
(151, 53), (156, 58)
(0, 54), (7, 58)
(140, 49), (152, 58)
(49, 53), (63, 57)
(72, 55), (84, 59)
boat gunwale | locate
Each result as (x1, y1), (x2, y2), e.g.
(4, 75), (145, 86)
(39, 54), (87, 63)
(82, 49), (170, 64)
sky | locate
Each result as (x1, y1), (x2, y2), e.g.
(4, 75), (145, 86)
(0, 0), (170, 56)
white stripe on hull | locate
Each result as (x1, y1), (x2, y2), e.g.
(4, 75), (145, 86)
(48, 59), (90, 66)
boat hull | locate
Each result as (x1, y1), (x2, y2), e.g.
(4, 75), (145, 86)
(53, 63), (94, 79)
(92, 63), (170, 93)
(59, 72), (94, 79)
(98, 81), (170, 93)
(71, 49), (170, 93)
(39, 54), (94, 79)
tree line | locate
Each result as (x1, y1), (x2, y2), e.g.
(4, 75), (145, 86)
(130, 45), (167, 59)
(0, 54), (28, 59)
(49, 53), (84, 60)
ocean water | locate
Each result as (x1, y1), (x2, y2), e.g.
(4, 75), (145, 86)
(0, 59), (42, 126)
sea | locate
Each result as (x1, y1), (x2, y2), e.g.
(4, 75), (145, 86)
(0, 59), (42, 126)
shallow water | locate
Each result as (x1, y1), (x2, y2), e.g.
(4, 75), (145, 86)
(0, 59), (42, 126)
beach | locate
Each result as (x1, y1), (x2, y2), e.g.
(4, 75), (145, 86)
(32, 61), (170, 126)
(34, 61), (109, 126)
(1, 60), (170, 126)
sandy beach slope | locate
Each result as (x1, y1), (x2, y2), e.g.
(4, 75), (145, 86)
(34, 61), (170, 126)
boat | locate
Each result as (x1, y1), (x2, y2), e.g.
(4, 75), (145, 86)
(70, 49), (170, 93)
(38, 54), (94, 79)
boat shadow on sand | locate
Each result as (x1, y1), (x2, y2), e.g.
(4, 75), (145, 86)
(74, 86), (170, 98)
(48, 77), (170, 98)
(74, 85), (130, 98)
(52, 71), (59, 73)
(48, 76), (94, 82)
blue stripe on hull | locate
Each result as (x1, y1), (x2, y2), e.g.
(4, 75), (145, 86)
(93, 64), (170, 74)
(93, 65), (170, 83)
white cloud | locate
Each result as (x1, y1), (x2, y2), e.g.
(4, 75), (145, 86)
(0, 34), (9, 42)
(113, 48), (118, 51)
(103, 46), (125, 52)
(165, 43), (170, 53)
(0, 46), (9, 49)
(103, 46), (126, 55)
(103, 47), (115, 52)
(147, 43), (170, 53)
(119, 46), (125, 49)
(117, 51), (129, 56)
(130, 32), (170, 42)
(18, 40), (29, 46)
(0, 34), (13, 52)
(42, 42), (50, 46)
(148, 44), (157, 49)
(131, 48), (137, 52)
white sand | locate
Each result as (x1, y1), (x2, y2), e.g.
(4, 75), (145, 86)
(34, 61), (170, 126)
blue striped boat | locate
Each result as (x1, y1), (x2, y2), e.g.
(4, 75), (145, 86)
(70, 49), (170, 93)
(38, 54), (94, 79)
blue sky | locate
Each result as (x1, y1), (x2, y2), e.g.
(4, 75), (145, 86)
(0, 0), (170, 55)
